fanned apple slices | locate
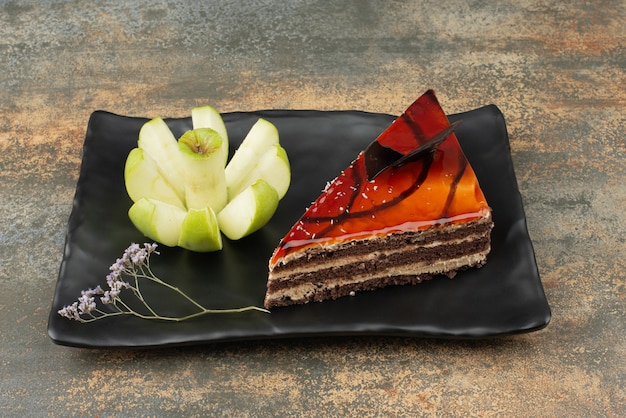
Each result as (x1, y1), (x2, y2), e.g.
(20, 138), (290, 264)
(124, 106), (290, 252)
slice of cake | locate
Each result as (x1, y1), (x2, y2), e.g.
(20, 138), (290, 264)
(264, 90), (493, 309)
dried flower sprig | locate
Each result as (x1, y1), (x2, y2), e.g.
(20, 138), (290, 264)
(58, 243), (269, 323)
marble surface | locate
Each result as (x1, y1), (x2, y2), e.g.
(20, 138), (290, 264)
(1, 0), (624, 415)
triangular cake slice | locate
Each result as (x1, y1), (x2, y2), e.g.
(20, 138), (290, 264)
(265, 90), (493, 308)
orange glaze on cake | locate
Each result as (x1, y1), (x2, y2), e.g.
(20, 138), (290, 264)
(270, 90), (490, 266)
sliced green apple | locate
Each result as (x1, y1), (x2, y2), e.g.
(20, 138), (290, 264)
(225, 118), (279, 193)
(178, 128), (228, 212)
(178, 206), (223, 252)
(227, 144), (290, 200)
(217, 179), (279, 240)
(124, 148), (185, 209)
(128, 198), (186, 247)
(192, 106), (229, 166)
(126, 109), (289, 251)
(137, 117), (185, 200)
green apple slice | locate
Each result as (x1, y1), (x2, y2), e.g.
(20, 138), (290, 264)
(137, 117), (185, 201)
(217, 179), (279, 240)
(128, 198), (186, 247)
(225, 118), (279, 194)
(178, 128), (228, 212)
(192, 106), (229, 167)
(227, 144), (290, 200)
(124, 148), (186, 209)
(178, 206), (223, 252)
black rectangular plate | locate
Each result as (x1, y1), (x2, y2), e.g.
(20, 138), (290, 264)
(48, 105), (551, 348)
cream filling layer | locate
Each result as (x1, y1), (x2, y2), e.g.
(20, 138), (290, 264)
(265, 250), (489, 303)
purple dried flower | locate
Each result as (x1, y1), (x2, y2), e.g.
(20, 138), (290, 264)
(81, 286), (104, 298)
(77, 293), (96, 314)
(100, 292), (112, 304)
(58, 242), (268, 322)
(58, 302), (82, 321)
(58, 243), (164, 321)
(57, 243), (155, 321)
(122, 242), (159, 266)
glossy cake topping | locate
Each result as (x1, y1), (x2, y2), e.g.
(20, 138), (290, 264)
(270, 90), (490, 266)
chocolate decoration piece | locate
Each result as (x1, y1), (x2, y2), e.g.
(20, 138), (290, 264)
(364, 119), (463, 181)
(363, 141), (403, 181)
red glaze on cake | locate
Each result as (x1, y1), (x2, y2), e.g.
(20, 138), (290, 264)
(265, 90), (493, 308)
(271, 90), (489, 264)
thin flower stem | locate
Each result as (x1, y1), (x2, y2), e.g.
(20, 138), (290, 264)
(127, 274), (160, 317)
(123, 305), (269, 321)
(114, 298), (134, 313)
(78, 311), (129, 323)
(57, 243), (270, 323)
(76, 305), (269, 323)
(138, 266), (207, 312)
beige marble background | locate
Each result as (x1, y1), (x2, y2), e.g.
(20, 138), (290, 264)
(1, 1), (624, 415)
